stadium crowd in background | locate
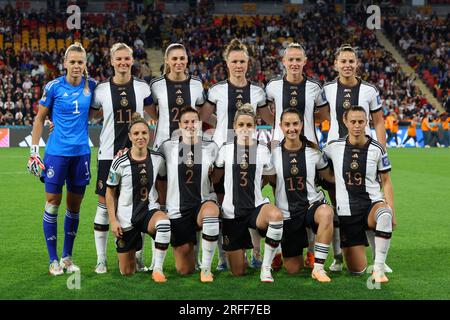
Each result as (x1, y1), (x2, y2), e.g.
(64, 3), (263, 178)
(0, 2), (448, 147)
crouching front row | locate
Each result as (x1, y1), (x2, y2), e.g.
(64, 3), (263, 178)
(105, 105), (395, 284)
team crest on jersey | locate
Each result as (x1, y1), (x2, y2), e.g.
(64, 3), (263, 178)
(186, 151), (194, 168)
(83, 87), (91, 97)
(382, 154), (390, 167)
(176, 96), (184, 105)
(350, 160), (359, 170)
(47, 167), (55, 179)
(120, 97), (129, 107)
(140, 176), (148, 185)
(343, 100), (351, 109)
(240, 153), (248, 169)
(290, 96), (298, 107)
(290, 158), (298, 175)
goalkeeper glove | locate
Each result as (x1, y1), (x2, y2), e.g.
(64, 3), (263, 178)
(28, 145), (45, 177)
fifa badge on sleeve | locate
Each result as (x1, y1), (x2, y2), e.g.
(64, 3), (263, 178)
(382, 154), (391, 167)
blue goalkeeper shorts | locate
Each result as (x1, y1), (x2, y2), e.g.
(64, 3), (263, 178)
(41, 154), (91, 195)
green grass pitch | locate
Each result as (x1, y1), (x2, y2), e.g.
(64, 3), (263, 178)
(1, 147), (449, 300)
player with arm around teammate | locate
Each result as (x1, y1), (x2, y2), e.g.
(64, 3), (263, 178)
(158, 107), (220, 282)
(213, 103), (284, 283)
(265, 42), (329, 270)
(322, 44), (389, 272)
(91, 43), (153, 274)
(267, 108), (335, 282)
(28, 42), (96, 275)
(203, 39), (273, 270)
(148, 43), (208, 271)
(105, 113), (171, 282)
(323, 106), (396, 283)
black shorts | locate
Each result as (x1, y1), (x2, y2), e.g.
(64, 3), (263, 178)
(115, 209), (158, 253)
(281, 201), (322, 258)
(339, 201), (383, 248)
(221, 204), (267, 252)
(170, 205), (203, 247)
(213, 174), (225, 195)
(96, 160), (113, 196)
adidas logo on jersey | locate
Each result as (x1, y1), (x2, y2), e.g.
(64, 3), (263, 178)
(352, 153), (359, 159)
(120, 91), (127, 96)
(237, 94), (243, 99)
(176, 89), (182, 94)
(291, 90), (298, 96)
(290, 158), (297, 164)
(140, 168), (146, 174)
(344, 93), (351, 98)
(187, 151), (194, 157)
(63, 92), (69, 97)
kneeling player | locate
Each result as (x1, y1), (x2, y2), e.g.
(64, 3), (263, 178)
(158, 107), (220, 282)
(105, 113), (171, 282)
(213, 104), (284, 283)
(268, 108), (335, 282)
(324, 106), (396, 283)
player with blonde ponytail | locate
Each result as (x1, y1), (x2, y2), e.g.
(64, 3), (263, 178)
(28, 42), (97, 276)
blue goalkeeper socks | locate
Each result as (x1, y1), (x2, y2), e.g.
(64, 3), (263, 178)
(62, 209), (79, 258)
(43, 211), (58, 263)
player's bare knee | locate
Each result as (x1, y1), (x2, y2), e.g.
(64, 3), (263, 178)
(269, 208), (283, 222)
(45, 202), (60, 215)
(285, 263), (301, 274)
(120, 266), (135, 276)
(202, 201), (220, 216)
(177, 265), (194, 275)
(316, 206), (331, 222)
(230, 267), (245, 277)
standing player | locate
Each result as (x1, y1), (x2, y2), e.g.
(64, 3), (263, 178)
(201, 39), (274, 269)
(91, 43), (153, 274)
(148, 43), (208, 271)
(265, 43), (328, 144)
(268, 108), (334, 282)
(105, 113), (171, 282)
(322, 44), (388, 272)
(324, 106), (395, 283)
(265, 42), (329, 269)
(159, 107), (220, 282)
(150, 43), (207, 149)
(214, 104), (284, 283)
(28, 42), (96, 275)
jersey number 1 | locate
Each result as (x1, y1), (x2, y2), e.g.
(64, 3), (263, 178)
(73, 100), (80, 114)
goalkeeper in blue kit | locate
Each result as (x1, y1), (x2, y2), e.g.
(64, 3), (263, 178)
(27, 42), (96, 275)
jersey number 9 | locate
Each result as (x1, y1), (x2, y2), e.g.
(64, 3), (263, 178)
(140, 187), (148, 202)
